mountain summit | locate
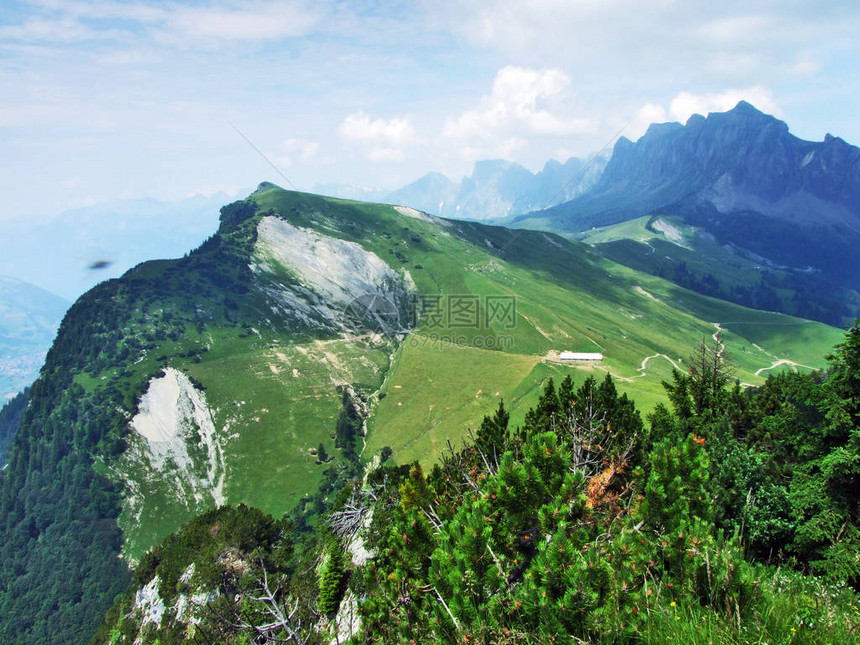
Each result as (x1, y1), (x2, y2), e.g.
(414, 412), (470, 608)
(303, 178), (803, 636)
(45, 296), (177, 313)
(517, 102), (860, 317)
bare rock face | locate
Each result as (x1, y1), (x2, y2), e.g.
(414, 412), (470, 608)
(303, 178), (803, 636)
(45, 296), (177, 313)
(118, 368), (228, 558)
(251, 215), (414, 335)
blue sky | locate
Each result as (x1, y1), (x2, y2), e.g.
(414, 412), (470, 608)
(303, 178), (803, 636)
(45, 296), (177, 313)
(2, 0), (859, 219)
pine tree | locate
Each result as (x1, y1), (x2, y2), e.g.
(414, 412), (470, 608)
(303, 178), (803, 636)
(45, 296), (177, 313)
(826, 319), (860, 430)
(318, 539), (346, 617)
(316, 442), (329, 464)
(476, 399), (510, 465)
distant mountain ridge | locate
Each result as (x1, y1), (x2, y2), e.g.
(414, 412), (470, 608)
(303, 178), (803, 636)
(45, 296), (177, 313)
(521, 101), (860, 284)
(0, 276), (68, 399)
(386, 155), (608, 221)
(316, 155), (609, 222)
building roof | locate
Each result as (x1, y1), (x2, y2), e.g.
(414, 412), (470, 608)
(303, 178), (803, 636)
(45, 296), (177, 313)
(559, 352), (604, 361)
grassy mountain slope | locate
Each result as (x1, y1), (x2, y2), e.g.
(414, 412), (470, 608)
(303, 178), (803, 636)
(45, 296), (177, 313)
(576, 215), (860, 325)
(358, 210), (842, 465)
(117, 184), (844, 544)
(0, 184), (843, 644)
(93, 323), (860, 645)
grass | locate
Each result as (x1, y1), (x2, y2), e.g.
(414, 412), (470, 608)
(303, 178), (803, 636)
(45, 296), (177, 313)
(575, 213), (858, 331)
(104, 186), (845, 559)
(577, 214), (777, 293)
(576, 215), (663, 245)
(364, 341), (541, 467)
(116, 324), (394, 561)
(251, 186), (841, 459)
(635, 567), (860, 644)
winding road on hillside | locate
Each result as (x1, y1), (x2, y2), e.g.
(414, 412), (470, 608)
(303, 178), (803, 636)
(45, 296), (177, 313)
(544, 318), (814, 386)
(713, 323), (814, 380)
(750, 340), (814, 376)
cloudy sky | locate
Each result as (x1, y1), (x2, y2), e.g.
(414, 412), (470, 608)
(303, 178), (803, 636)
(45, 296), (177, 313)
(2, 0), (859, 219)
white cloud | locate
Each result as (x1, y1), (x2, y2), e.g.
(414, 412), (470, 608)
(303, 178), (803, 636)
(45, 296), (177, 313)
(707, 51), (761, 77)
(167, 2), (319, 42)
(429, 2), (857, 103)
(367, 147), (405, 163)
(443, 66), (592, 140)
(497, 136), (527, 157)
(339, 112), (421, 162)
(627, 102), (670, 140)
(26, 0), (165, 23)
(3, 0), (860, 221)
(339, 112), (420, 146)
(444, 0), (632, 54)
(284, 138), (320, 158)
(271, 138), (320, 167)
(0, 101), (66, 128)
(792, 54), (819, 76)
(435, 0), (681, 72)
(0, 16), (111, 42)
(437, 66), (594, 170)
(0, 1), (320, 48)
(695, 15), (771, 44)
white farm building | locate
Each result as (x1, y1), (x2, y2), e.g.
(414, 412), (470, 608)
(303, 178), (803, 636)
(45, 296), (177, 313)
(559, 352), (604, 362)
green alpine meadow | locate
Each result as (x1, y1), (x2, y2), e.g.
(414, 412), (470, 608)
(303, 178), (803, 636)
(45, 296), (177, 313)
(1, 180), (857, 643)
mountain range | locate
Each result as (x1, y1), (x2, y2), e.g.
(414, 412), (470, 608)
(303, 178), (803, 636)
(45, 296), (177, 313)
(501, 102), (858, 327)
(6, 101), (856, 403)
(1, 102), (858, 643)
(384, 154), (608, 221)
(519, 101), (860, 278)
(319, 103), (859, 325)
(313, 154), (608, 222)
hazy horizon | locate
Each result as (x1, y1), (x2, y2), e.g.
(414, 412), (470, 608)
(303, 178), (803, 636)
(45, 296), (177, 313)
(2, 0), (859, 222)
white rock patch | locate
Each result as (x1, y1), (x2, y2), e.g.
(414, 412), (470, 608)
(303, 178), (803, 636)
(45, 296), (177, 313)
(130, 368), (226, 506)
(650, 218), (686, 246)
(135, 576), (166, 628)
(347, 510), (375, 566)
(331, 588), (361, 645)
(394, 205), (450, 226)
(251, 216), (404, 326)
(179, 562), (196, 584)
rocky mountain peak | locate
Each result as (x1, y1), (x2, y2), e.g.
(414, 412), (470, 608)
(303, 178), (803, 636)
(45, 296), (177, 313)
(525, 101), (860, 287)
(568, 101), (859, 218)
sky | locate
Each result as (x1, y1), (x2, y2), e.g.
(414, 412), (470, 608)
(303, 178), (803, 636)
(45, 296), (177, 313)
(2, 0), (859, 220)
